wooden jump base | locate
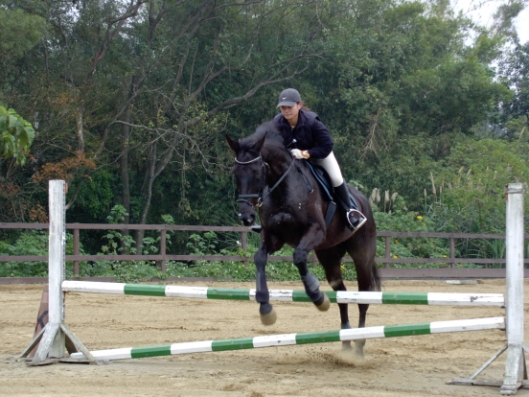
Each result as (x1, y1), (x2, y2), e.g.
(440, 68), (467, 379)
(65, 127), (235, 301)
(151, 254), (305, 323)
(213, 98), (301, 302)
(62, 280), (505, 306)
(69, 317), (505, 361)
(19, 181), (528, 395)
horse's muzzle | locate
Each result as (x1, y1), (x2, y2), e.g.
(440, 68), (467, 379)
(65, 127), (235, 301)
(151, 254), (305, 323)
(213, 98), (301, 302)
(238, 211), (255, 226)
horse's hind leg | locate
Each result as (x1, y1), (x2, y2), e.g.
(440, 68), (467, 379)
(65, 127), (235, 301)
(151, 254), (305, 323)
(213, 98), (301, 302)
(315, 243), (353, 351)
(345, 236), (380, 357)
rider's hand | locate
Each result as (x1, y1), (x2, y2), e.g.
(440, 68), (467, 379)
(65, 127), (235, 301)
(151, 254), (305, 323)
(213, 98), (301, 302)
(291, 149), (310, 159)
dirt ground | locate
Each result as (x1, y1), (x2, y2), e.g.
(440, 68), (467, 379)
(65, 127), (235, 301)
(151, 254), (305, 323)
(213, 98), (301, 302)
(1, 279), (528, 397)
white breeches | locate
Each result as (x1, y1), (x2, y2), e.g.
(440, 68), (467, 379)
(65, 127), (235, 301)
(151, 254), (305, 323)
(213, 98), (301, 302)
(313, 152), (343, 187)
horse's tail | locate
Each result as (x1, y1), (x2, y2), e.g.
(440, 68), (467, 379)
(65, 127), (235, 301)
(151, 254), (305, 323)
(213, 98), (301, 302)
(371, 262), (382, 291)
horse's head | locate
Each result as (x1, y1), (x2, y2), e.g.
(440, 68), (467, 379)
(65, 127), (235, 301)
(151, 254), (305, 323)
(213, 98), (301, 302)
(226, 132), (267, 226)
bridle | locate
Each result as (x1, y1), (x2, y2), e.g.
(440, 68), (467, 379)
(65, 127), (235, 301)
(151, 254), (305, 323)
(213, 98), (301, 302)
(234, 154), (296, 208)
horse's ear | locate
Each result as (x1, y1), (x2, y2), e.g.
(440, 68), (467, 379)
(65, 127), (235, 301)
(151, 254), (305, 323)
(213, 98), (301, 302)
(225, 135), (239, 153)
(252, 131), (267, 152)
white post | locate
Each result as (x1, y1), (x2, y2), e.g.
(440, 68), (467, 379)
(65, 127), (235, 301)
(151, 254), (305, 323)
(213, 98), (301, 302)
(28, 180), (67, 362)
(47, 180), (66, 357)
(450, 183), (527, 393)
(18, 180), (95, 364)
(502, 183), (526, 394)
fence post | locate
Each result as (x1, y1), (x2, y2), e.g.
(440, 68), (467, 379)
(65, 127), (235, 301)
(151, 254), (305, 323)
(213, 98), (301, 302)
(450, 237), (455, 269)
(73, 227), (80, 276)
(160, 229), (167, 273)
(385, 236), (391, 269)
(240, 231), (248, 267)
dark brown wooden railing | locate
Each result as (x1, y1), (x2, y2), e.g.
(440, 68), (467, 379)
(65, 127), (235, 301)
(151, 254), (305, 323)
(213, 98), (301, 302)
(1, 223), (528, 281)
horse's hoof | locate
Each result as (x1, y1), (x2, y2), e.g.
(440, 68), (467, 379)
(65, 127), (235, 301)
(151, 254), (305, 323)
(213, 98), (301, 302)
(316, 293), (331, 311)
(354, 340), (365, 357)
(260, 308), (277, 325)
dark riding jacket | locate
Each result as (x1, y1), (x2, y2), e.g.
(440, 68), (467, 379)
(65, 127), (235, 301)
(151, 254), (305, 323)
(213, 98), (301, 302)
(273, 109), (333, 160)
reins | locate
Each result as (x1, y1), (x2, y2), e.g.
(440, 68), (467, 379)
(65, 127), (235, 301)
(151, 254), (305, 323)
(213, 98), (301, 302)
(261, 159), (296, 204)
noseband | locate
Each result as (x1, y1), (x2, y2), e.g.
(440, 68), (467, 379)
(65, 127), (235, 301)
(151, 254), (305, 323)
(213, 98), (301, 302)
(234, 154), (296, 208)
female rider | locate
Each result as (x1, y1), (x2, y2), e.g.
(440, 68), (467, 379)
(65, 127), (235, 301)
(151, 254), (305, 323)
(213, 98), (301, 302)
(273, 88), (366, 233)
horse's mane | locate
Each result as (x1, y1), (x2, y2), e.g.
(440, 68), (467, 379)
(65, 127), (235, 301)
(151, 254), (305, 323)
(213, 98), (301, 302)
(240, 121), (287, 154)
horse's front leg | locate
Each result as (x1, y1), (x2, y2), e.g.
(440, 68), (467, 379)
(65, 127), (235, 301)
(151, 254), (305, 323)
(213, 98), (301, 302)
(294, 224), (330, 311)
(254, 242), (277, 325)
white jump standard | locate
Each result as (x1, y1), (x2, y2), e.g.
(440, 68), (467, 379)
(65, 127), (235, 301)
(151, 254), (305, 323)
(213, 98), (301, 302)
(450, 182), (528, 395)
(18, 181), (528, 396)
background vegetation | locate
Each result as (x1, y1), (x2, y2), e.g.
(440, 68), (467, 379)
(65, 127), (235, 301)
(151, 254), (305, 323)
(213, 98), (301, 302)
(1, 0), (528, 280)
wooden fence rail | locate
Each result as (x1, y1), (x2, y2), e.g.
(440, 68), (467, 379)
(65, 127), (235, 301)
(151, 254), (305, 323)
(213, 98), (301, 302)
(1, 223), (528, 281)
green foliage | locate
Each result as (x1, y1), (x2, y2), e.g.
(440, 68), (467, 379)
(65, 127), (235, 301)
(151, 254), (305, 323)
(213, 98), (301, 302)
(0, 6), (45, 62)
(0, 194), (522, 280)
(470, 238), (506, 268)
(68, 169), (118, 222)
(373, 196), (449, 266)
(93, 205), (168, 282)
(0, 229), (78, 277)
(0, 0), (527, 278)
(298, 0), (512, 213)
(0, 106), (35, 165)
(433, 138), (529, 232)
(186, 232), (219, 256)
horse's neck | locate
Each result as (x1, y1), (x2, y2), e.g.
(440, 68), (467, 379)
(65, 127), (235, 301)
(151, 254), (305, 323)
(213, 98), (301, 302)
(262, 150), (307, 201)
(263, 149), (291, 180)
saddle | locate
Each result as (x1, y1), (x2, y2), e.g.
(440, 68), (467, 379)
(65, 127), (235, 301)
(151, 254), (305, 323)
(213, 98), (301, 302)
(304, 161), (362, 228)
(304, 161), (337, 227)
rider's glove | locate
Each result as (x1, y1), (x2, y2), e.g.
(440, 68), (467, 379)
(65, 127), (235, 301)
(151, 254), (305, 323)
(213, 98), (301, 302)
(291, 149), (310, 159)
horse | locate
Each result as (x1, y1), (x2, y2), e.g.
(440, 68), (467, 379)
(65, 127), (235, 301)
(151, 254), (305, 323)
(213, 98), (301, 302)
(226, 121), (381, 356)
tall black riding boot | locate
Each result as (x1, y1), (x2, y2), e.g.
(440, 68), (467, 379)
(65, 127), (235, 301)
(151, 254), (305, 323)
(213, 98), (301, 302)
(334, 181), (367, 232)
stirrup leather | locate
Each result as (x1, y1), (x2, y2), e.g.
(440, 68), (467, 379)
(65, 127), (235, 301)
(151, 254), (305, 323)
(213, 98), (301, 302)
(346, 209), (367, 231)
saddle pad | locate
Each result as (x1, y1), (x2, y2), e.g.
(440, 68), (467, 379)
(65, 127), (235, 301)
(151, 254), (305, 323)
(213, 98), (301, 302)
(305, 161), (334, 202)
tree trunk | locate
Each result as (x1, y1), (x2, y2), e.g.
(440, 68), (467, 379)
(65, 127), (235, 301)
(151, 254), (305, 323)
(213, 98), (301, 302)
(135, 142), (157, 251)
(119, 84), (133, 253)
(120, 84), (134, 224)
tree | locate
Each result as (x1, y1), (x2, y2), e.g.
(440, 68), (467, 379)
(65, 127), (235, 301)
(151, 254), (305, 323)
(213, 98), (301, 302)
(0, 106), (35, 165)
(2, 0), (327, 241)
(432, 137), (529, 232)
(0, 4), (45, 95)
(0, 105), (38, 222)
(500, 42), (529, 139)
(297, 0), (512, 210)
(1, 0), (526, 243)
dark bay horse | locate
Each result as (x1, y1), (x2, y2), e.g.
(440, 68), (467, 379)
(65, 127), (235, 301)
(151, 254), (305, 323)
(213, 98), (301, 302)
(226, 121), (381, 355)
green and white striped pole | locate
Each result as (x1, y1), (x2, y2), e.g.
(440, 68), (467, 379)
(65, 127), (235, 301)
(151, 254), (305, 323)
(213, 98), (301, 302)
(62, 280), (505, 307)
(69, 316), (505, 361)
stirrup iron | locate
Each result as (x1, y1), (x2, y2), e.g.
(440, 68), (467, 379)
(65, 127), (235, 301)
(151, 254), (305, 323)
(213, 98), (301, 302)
(346, 209), (367, 232)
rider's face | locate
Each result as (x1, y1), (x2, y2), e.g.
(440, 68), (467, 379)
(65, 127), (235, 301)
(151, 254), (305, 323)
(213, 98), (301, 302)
(280, 103), (302, 124)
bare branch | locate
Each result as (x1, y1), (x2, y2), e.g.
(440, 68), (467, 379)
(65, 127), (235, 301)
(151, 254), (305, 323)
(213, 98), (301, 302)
(148, 0), (173, 45)
(93, 75), (147, 160)
(88, 0), (149, 78)
(361, 106), (383, 160)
